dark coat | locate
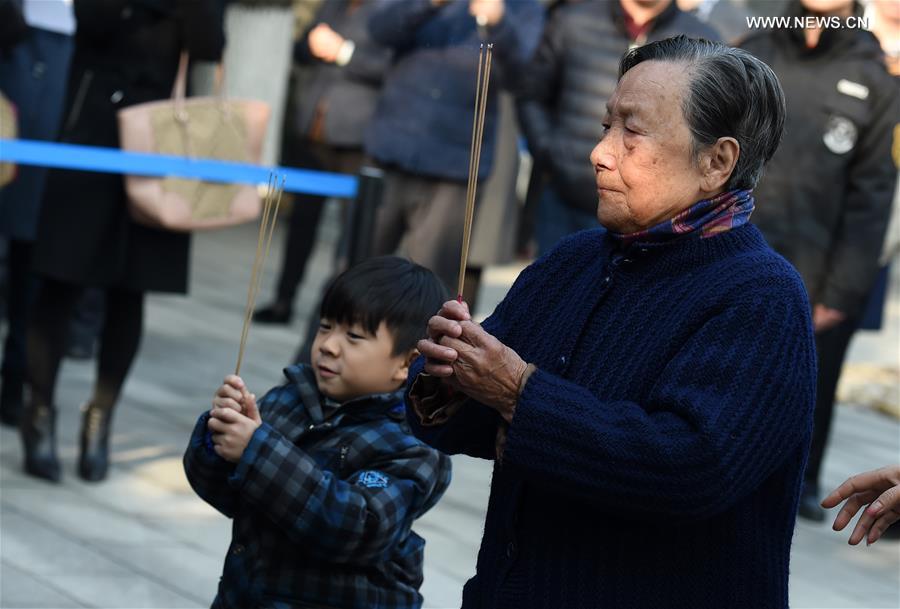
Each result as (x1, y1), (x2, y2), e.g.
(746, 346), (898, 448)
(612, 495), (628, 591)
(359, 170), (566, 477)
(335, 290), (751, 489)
(408, 226), (816, 609)
(184, 365), (451, 609)
(741, 2), (899, 317)
(517, 0), (719, 214)
(31, 0), (224, 293)
(290, 0), (391, 149)
(364, 0), (544, 182)
(0, 9), (73, 241)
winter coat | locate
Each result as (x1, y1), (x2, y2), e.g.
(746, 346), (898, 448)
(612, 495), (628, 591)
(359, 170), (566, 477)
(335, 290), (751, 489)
(517, 0), (719, 214)
(185, 365), (452, 609)
(290, 0), (391, 149)
(408, 225), (816, 609)
(364, 0), (544, 182)
(31, 0), (224, 293)
(0, 0), (73, 241)
(741, 1), (899, 317)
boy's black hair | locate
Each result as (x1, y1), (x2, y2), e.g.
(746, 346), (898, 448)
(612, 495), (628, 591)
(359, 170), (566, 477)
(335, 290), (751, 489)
(319, 256), (449, 356)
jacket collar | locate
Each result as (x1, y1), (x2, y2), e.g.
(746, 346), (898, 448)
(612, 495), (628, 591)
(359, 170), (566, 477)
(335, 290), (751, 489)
(282, 364), (407, 426)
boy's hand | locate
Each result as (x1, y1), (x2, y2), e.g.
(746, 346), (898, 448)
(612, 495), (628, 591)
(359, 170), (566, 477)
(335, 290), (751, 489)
(213, 375), (253, 414)
(208, 393), (262, 463)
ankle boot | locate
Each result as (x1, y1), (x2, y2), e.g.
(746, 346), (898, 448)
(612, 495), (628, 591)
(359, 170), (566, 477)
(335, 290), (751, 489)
(79, 402), (113, 482)
(21, 400), (61, 482)
(0, 370), (24, 427)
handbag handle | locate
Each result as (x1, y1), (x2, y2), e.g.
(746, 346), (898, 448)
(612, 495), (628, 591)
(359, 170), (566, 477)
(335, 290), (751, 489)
(171, 52), (226, 123)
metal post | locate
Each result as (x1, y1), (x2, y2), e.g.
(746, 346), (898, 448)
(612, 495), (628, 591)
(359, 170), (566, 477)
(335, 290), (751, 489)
(346, 166), (384, 267)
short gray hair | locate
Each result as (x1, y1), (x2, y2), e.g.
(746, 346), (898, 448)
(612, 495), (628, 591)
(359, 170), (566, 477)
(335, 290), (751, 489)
(619, 36), (785, 191)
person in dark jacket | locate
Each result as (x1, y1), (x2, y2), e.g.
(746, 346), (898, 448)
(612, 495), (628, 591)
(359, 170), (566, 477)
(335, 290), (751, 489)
(184, 256), (452, 609)
(409, 36), (816, 609)
(517, 0), (719, 254)
(741, 0), (899, 521)
(21, 0), (225, 483)
(366, 0), (544, 290)
(253, 0), (392, 325)
(0, 0), (74, 427)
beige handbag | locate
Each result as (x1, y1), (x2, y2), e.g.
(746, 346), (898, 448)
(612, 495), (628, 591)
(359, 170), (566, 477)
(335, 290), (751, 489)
(117, 53), (270, 231)
(0, 91), (17, 187)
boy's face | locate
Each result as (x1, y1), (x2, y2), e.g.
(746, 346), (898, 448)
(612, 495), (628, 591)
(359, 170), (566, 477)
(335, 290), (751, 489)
(311, 319), (414, 403)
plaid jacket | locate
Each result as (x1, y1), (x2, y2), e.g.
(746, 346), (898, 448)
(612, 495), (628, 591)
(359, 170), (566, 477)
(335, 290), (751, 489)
(183, 365), (452, 609)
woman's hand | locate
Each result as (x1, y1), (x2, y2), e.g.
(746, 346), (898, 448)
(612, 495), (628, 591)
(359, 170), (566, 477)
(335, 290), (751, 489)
(821, 465), (900, 545)
(418, 300), (472, 377)
(441, 321), (527, 422)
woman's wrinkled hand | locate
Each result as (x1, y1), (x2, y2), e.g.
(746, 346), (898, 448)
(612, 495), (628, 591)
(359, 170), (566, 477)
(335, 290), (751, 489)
(439, 320), (527, 422)
(418, 300), (471, 378)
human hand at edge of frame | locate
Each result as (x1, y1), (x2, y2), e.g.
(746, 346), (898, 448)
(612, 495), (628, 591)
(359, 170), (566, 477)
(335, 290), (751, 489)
(419, 299), (472, 379)
(207, 395), (262, 463)
(212, 374), (254, 415)
(821, 465), (900, 545)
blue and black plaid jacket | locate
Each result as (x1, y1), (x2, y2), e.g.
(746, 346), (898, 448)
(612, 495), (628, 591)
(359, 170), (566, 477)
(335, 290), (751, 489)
(183, 365), (452, 609)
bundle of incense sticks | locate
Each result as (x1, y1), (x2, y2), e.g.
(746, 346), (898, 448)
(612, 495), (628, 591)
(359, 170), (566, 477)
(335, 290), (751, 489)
(235, 174), (285, 375)
(457, 43), (493, 302)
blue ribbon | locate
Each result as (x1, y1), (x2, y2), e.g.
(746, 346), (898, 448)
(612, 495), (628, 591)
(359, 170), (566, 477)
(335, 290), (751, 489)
(0, 139), (358, 198)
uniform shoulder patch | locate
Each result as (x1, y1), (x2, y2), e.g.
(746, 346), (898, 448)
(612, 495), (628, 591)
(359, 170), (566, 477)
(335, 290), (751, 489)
(355, 470), (390, 488)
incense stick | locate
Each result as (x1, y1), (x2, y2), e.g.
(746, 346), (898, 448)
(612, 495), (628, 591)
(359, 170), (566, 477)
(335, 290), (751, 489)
(457, 43), (493, 302)
(235, 174), (284, 375)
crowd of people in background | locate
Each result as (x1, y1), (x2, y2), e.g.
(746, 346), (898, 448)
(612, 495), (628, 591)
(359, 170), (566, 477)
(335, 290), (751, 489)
(0, 1), (898, 604)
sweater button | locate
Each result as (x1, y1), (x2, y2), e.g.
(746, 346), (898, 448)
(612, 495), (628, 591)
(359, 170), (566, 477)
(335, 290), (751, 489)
(506, 542), (516, 558)
(559, 355), (566, 365)
(232, 544), (244, 555)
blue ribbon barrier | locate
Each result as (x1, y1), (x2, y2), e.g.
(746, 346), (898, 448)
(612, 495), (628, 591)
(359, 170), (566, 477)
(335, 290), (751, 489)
(0, 139), (358, 199)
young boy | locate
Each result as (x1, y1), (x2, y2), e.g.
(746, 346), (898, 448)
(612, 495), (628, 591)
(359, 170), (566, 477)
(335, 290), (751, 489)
(184, 256), (452, 609)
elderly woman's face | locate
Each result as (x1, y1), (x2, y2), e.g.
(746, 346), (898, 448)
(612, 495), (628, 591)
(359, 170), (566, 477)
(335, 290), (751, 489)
(591, 61), (706, 234)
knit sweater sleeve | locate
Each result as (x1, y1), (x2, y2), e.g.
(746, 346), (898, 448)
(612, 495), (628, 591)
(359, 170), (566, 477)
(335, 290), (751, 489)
(502, 276), (817, 521)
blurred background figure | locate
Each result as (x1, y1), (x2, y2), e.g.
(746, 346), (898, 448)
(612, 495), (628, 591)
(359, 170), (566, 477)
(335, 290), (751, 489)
(0, 0), (74, 428)
(366, 0), (544, 295)
(516, 0), (718, 256)
(857, 0), (900, 337)
(195, 0), (293, 167)
(677, 0), (752, 44)
(253, 0), (392, 325)
(22, 0), (224, 484)
(741, 0), (899, 521)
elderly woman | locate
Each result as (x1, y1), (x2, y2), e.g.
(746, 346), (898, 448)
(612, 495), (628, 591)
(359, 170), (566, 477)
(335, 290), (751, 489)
(409, 36), (816, 609)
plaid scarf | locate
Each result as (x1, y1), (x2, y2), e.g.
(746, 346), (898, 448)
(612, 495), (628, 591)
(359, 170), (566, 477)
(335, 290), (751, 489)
(610, 189), (755, 246)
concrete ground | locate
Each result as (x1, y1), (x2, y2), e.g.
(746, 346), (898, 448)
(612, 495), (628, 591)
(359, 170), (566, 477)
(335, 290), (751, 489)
(1, 204), (898, 608)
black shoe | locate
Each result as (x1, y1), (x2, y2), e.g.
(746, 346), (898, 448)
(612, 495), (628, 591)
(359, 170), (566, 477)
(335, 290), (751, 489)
(78, 402), (113, 482)
(21, 401), (61, 482)
(798, 487), (826, 522)
(253, 301), (292, 324)
(0, 371), (23, 427)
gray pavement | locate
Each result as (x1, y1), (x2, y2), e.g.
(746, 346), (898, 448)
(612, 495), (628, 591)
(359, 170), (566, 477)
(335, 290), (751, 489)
(1, 207), (898, 608)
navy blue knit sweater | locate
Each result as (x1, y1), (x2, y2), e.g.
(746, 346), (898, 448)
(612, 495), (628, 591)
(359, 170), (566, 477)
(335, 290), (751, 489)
(407, 225), (816, 609)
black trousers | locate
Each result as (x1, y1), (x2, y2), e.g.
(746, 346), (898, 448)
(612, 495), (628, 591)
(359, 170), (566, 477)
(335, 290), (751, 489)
(27, 277), (143, 412)
(1, 240), (37, 381)
(804, 316), (859, 491)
